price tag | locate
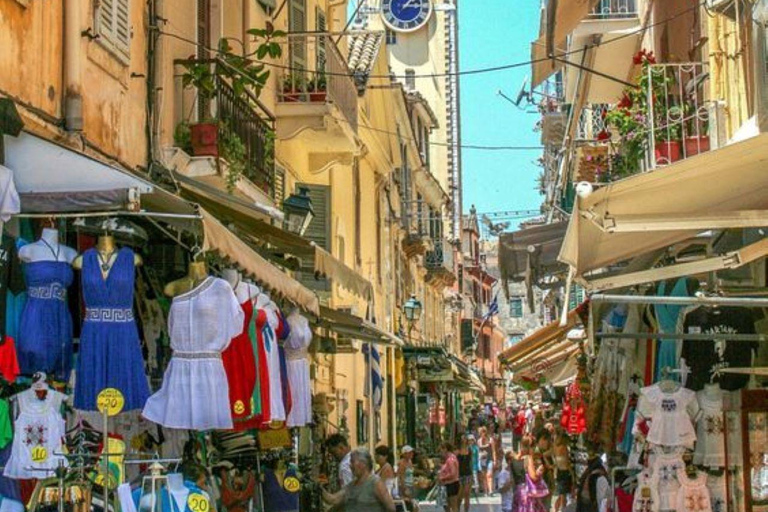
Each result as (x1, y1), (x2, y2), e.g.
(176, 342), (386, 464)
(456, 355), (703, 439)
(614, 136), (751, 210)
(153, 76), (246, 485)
(97, 388), (125, 416)
(233, 400), (245, 415)
(31, 445), (48, 463)
(187, 493), (210, 512)
(283, 476), (300, 493)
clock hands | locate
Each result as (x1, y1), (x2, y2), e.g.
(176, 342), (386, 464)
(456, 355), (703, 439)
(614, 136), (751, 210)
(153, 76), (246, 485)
(402, 0), (418, 9)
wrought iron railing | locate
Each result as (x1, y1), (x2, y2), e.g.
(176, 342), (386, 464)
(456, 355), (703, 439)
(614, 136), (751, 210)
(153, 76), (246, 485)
(588, 0), (637, 18)
(576, 103), (610, 140)
(278, 34), (359, 133)
(426, 238), (455, 273)
(646, 62), (712, 168)
(175, 58), (277, 199)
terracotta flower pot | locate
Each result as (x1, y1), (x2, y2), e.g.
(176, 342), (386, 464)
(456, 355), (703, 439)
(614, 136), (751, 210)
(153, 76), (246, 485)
(655, 140), (681, 165)
(684, 135), (710, 157)
(309, 91), (327, 102)
(190, 122), (219, 157)
(282, 92), (302, 102)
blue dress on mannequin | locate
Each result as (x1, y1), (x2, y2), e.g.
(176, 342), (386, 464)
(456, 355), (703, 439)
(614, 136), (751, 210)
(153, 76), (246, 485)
(17, 261), (73, 380)
(74, 248), (150, 411)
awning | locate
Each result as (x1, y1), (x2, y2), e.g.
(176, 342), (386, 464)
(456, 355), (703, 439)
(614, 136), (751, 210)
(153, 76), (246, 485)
(178, 173), (373, 302)
(531, 0), (599, 87)
(499, 221), (568, 284)
(315, 306), (404, 347)
(498, 304), (584, 365)
(4, 132), (197, 224)
(200, 208), (320, 314)
(449, 356), (486, 393)
(559, 133), (768, 278)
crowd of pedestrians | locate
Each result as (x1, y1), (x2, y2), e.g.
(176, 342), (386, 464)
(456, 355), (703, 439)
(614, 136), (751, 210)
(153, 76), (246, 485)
(319, 403), (609, 512)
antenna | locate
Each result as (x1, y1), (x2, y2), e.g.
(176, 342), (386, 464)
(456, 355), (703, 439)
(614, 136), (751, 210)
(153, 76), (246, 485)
(497, 77), (532, 110)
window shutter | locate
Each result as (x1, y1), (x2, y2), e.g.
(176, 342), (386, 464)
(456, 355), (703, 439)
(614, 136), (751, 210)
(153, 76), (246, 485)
(96, 0), (131, 56)
(353, 159), (362, 267)
(510, 298), (523, 318)
(297, 183), (331, 291)
(316, 7), (327, 74)
(289, 0), (307, 70)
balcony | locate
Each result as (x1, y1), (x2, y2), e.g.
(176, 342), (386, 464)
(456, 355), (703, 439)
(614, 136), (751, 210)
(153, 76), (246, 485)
(170, 59), (278, 208)
(275, 34), (360, 168)
(425, 238), (456, 286)
(588, 0), (637, 19)
(400, 199), (433, 258)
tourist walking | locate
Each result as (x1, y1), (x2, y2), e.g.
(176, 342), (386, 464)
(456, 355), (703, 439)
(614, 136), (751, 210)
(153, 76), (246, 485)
(497, 451), (515, 512)
(375, 445), (397, 497)
(477, 426), (494, 495)
(437, 442), (460, 512)
(552, 430), (574, 512)
(325, 433), (353, 487)
(455, 435), (473, 512)
(397, 445), (417, 511)
(518, 437), (549, 512)
(322, 448), (396, 512)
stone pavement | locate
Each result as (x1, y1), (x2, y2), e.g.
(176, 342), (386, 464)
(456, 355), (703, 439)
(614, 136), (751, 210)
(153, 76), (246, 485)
(419, 494), (502, 512)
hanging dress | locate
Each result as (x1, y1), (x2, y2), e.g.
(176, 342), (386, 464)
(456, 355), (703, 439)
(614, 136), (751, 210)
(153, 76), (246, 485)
(285, 312), (312, 428)
(253, 305), (272, 426)
(693, 387), (725, 469)
(261, 305), (285, 424)
(17, 261), (73, 380)
(74, 248), (150, 411)
(4, 388), (68, 479)
(276, 310), (292, 420)
(221, 292), (257, 422)
(675, 469), (712, 512)
(631, 469), (657, 512)
(639, 384), (698, 448)
(654, 279), (690, 381)
(142, 277), (243, 430)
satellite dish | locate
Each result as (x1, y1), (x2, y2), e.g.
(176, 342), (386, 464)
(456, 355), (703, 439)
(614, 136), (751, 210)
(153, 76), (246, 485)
(514, 76), (531, 106)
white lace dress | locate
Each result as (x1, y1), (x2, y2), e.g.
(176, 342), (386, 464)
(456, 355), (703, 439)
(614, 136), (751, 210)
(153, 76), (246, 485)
(675, 469), (712, 512)
(650, 453), (685, 512)
(285, 312), (312, 427)
(142, 277), (243, 430)
(4, 389), (67, 478)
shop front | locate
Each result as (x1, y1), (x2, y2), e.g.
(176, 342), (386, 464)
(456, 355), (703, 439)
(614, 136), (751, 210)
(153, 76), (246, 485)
(0, 130), (350, 512)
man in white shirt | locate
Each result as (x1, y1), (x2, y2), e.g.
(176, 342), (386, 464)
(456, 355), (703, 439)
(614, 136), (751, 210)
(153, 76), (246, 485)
(497, 451), (514, 512)
(325, 433), (353, 487)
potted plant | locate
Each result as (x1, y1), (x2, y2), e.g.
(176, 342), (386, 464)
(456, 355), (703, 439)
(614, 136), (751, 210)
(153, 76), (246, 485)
(654, 105), (682, 164)
(683, 102), (710, 157)
(308, 73), (327, 102)
(282, 74), (304, 102)
(180, 61), (219, 157)
(220, 123), (248, 192)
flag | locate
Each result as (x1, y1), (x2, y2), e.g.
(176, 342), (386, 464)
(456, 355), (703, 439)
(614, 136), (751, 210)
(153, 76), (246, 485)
(363, 344), (383, 411)
(484, 294), (499, 321)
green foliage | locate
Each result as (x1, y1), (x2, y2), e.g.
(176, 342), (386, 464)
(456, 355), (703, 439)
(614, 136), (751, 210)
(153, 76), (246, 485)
(174, 121), (192, 153)
(220, 124), (247, 193)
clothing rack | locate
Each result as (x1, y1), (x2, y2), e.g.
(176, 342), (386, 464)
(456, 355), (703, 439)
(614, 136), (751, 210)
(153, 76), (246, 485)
(594, 331), (767, 342)
(591, 293), (768, 307)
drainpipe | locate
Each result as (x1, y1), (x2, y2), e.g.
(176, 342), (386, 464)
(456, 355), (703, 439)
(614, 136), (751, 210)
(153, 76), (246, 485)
(64, 0), (83, 131)
(150, 0), (165, 162)
(243, 0), (252, 56)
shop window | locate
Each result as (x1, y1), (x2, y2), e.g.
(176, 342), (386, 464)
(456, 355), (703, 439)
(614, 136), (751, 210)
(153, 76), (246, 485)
(95, 0), (131, 61)
(510, 297), (523, 318)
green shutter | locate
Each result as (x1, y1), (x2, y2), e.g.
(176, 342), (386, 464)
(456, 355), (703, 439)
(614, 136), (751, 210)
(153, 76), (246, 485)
(289, 0), (307, 70)
(316, 7), (327, 73)
(297, 183), (331, 291)
(510, 298), (523, 318)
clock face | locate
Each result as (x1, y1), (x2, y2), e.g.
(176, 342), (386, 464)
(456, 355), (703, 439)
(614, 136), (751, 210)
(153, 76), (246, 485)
(381, 0), (432, 33)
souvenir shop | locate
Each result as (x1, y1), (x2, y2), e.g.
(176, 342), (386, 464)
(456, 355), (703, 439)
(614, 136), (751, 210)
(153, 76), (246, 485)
(576, 282), (768, 512)
(0, 146), (332, 512)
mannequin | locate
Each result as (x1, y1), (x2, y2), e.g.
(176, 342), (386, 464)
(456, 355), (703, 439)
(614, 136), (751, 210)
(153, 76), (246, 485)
(163, 261), (210, 297)
(222, 268), (260, 303)
(72, 234), (142, 275)
(18, 228), (77, 264)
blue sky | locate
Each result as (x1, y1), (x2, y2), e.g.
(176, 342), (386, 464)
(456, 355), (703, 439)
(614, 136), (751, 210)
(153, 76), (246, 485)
(458, 0), (542, 215)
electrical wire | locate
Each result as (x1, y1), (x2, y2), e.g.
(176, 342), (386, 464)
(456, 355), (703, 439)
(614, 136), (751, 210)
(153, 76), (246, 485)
(157, 0), (706, 81)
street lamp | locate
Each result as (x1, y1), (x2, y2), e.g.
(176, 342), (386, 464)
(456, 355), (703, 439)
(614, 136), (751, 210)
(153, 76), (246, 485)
(403, 294), (423, 344)
(283, 187), (315, 236)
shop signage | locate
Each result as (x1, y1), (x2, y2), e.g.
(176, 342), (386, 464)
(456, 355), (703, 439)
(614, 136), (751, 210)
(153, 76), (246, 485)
(97, 388), (125, 416)
(283, 476), (301, 493)
(257, 427), (292, 449)
(187, 493), (210, 512)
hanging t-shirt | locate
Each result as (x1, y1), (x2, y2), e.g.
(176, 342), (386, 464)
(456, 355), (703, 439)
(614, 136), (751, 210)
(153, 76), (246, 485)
(0, 166), (20, 237)
(681, 306), (758, 391)
(0, 235), (24, 341)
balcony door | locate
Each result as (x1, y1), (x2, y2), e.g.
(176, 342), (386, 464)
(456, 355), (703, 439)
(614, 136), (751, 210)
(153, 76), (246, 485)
(289, 0), (307, 76)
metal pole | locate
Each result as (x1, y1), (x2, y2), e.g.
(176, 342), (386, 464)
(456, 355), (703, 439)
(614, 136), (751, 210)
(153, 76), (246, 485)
(594, 331), (768, 342)
(591, 293), (768, 307)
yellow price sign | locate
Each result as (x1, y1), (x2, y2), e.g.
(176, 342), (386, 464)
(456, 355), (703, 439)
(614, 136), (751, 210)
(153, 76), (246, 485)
(97, 388), (125, 416)
(233, 400), (245, 415)
(283, 476), (300, 493)
(31, 445), (48, 463)
(187, 493), (210, 512)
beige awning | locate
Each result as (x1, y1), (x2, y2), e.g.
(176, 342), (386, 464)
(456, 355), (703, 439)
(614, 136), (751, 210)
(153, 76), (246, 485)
(531, 37), (566, 88)
(200, 208), (320, 315)
(315, 306), (403, 347)
(559, 133), (768, 278)
(498, 304), (585, 365)
(179, 174), (373, 303)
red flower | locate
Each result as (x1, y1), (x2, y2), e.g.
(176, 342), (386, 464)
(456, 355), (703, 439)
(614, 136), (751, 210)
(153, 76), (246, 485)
(617, 93), (632, 109)
(632, 51), (644, 65)
(597, 130), (611, 141)
(646, 51), (656, 64)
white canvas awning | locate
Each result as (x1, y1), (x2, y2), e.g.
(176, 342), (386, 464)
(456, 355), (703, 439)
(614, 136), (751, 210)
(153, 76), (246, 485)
(559, 133), (768, 278)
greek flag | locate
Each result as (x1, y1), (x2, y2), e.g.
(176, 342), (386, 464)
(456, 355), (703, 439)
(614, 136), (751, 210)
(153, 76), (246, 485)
(484, 294), (499, 321)
(363, 344), (383, 411)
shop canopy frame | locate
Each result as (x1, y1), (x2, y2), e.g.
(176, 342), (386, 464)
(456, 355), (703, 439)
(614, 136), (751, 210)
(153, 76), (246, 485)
(559, 133), (768, 296)
(498, 304), (585, 366)
(173, 171), (374, 303)
(314, 305), (404, 347)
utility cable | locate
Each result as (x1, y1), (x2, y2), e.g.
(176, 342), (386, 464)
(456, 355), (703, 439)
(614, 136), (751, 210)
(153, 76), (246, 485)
(156, 0), (706, 81)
